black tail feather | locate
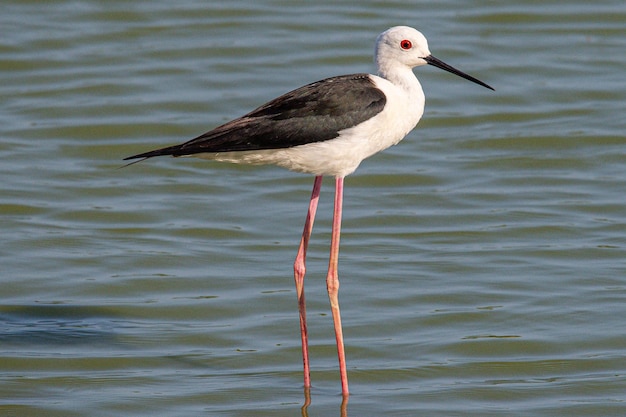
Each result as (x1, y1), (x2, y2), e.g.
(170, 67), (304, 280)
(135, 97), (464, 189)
(123, 144), (185, 161)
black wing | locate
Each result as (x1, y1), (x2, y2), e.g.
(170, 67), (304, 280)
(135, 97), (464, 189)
(124, 74), (386, 160)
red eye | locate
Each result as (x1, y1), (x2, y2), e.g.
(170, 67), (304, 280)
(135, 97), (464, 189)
(400, 39), (412, 50)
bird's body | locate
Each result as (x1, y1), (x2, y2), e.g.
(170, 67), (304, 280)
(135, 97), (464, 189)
(125, 26), (493, 397)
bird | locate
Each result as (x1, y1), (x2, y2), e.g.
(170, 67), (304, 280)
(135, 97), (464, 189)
(124, 26), (493, 397)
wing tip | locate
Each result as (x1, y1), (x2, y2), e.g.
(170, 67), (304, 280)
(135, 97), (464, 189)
(123, 143), (185, 161)
(120, 146), (179, 169)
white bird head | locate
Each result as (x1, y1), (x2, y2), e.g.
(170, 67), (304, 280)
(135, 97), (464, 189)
(375, 26), (494, 91)
(375, 26), (432, 70)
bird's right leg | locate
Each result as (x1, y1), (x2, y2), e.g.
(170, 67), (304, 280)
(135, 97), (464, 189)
(293, 175), (323, 388)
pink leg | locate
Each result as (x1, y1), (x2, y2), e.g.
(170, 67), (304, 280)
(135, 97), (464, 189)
(294, 175), (323, 388)
(327, 176), (349, 396)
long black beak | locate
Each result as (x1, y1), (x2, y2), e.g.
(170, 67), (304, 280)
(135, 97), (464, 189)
(423, 55), (494, 91)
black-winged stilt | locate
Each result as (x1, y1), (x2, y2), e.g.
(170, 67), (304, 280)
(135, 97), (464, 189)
(124, 26), (493, 396)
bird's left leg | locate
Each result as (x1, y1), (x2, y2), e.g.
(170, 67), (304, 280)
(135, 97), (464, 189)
(293, 175), (323, 388)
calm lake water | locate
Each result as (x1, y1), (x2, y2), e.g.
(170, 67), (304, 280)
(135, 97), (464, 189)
(2, 1), (625, 416)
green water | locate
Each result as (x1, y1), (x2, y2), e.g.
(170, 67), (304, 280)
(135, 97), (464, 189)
(1, 1), (625, 416)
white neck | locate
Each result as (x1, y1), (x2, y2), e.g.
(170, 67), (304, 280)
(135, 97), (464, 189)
(376, 60), (424, 103)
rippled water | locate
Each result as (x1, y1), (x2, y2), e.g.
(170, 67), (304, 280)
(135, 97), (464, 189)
(2, 1), (625, 416)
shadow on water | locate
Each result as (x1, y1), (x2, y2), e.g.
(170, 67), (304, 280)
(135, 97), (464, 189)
(0, 304), (122, 346)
